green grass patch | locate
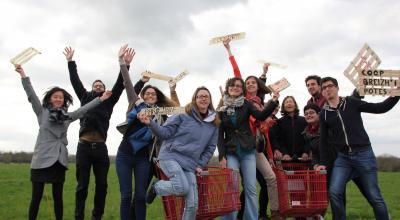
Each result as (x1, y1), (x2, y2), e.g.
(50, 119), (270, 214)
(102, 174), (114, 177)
(0, 163), (399, 219)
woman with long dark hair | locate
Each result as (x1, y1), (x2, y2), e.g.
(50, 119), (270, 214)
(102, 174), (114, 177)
(115, 45), (179, 220)
(14, 65), (111, 220)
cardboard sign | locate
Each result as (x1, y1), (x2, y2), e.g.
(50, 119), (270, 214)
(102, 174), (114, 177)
(267, 77), (290, 92)
(209, 32), (246, 45)
(357, 69), (400, 96)
(169, 70), (189, 87)
(140, 107), (185, 116)
(141, 70), (173, 81)
(343, 43), (381, 87)
(10, 47), (41, 65)
(257, 60), (288, 69)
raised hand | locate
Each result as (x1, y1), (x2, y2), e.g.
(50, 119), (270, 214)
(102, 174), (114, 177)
(100, 90), (112, 101)
(272, 92), (280, 101)
(168, 80), (177, 91)
(14, 65), (26, 78)
(223, 38), (231, 50)
(124, 48), (136, 65)
(63, 47), (75, 61)
(262, 63), (269, 75)
(141, 75), (150, 83)
(118, 44), (129, 59)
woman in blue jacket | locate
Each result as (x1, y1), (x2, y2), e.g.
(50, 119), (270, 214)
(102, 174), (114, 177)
(138, 86), (220, 220)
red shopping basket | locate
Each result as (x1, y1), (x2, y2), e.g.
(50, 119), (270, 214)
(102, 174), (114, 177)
(273, 161), (328, 218)
(156, 165), (241, 220)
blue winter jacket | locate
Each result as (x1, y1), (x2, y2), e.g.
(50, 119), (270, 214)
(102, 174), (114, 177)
(148, 107), (219, 172)
(127, 102), (153, 153)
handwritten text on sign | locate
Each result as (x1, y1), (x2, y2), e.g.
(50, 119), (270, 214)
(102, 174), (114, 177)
(209, 32), (246, 45)
(357, 69), (400, 96)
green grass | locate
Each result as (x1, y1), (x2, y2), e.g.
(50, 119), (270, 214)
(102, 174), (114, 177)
(0, 163), (399, 219)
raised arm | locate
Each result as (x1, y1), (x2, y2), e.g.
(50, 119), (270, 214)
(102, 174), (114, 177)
(169, 80), (181, 106)
(15, 65), (43, 118)
(357, 95), (400, 114)
(260, 63), (269, 83)
(64, 47), (87, 100)
(223, 38), (242, 78)
(118, 45), (139, 105)
(69, 91), (112, 121)
(134, 75), (149, 95)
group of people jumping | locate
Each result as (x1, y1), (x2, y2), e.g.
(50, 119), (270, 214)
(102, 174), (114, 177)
(14, 40), (398, 220)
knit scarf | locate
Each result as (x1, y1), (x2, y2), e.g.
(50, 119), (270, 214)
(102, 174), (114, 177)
(48, 107), (71, 124)
(217, 95), (245, 116)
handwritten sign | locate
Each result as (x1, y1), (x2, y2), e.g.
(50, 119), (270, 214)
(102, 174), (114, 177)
(357, 69), (400, 96)
(257, 60), (288, 69)
(169, 70), (189, 87)
(140, 107), (185, 116)
(267, 77), (290, 92)
(141, 70), (173, 81)
(10, 47), (41, 65)
(209, 32), (246, 45)
(343, 43), (381, 87)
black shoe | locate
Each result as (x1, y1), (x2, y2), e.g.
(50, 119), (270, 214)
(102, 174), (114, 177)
(146, 180), (158, 204)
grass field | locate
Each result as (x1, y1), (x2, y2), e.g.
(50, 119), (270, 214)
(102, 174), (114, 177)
(0, 163), (399, 220)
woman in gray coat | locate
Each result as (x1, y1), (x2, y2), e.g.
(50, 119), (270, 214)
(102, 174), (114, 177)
(14, 65), (112, 220)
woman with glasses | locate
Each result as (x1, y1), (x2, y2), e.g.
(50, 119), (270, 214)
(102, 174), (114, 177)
(138, 86), (219, 220)
(222, 38), (282, 220)
(218, 76), (279, 220)
(115, 45), (179, 220)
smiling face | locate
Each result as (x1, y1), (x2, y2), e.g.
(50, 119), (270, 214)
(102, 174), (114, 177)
(245, 77), (258, 95)
(283, 97), (296, 114)
(143, 87), (158, 105)
(50, 91), (65, 108)
(92, 81), (105, 93)
(228, 79), (244, 97)
(195, 89), (211, 113)
(304, 108), (319, 124)
(306, 79), (321, 97)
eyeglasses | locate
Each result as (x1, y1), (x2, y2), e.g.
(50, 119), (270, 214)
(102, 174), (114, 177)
(144, 92), (157, 97)
(304, 111), (317, 116)
(93, 84), (104, 89)
(321, 84), (336, 90)
(228, 83), (243, 89)
(196, 95), (210, 100)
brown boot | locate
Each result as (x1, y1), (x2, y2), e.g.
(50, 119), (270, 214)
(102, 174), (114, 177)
(270, 210), (284, 220)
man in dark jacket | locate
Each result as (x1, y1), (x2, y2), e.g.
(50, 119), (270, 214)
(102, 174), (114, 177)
(316, 76), (399, 220)
(63, 47), (134, 220)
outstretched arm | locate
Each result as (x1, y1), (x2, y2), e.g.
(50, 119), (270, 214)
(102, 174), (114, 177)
(118, 45), (139, 105)
(64, 47), (87, 100)
(15, 65), (42, 118)
(223, 38), (241, 78)
(69, 91), (112, 121)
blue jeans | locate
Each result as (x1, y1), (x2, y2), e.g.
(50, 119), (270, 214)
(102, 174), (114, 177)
(222, 153), (257, 220)
(155, 160), (198, 220)
(329, 147), (389, 220)
(116, 147), (151, 220)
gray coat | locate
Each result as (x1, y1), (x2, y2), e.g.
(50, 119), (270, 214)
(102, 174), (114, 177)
(22, 77), (102, 169)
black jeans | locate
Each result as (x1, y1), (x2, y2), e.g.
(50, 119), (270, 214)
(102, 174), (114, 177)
(75, 141), (110, 220)
(29, 181), (64, 220)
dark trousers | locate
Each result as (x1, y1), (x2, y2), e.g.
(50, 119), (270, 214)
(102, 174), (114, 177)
(75, 141), (110, 220)
(29, 181), (64, 220)
(238, 169), (269, 219)
(116, 146), (151, 220)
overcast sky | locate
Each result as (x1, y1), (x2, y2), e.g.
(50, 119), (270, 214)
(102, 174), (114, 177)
(1, 0), (400, 157)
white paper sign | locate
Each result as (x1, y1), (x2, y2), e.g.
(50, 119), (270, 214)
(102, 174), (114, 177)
(257, 60), (288, 69)
(267, 77), (290, 92)
(140, 107), (185, 116)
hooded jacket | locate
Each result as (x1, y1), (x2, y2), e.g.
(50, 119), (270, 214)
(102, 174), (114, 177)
(319, 95), (399, 166)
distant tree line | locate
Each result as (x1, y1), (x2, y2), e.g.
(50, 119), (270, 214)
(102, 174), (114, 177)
(1, 151), (399, 172)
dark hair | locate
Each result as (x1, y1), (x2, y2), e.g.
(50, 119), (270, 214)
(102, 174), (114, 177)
(224, 77), (245, 96)
(321, 77), (338, 87)
(42, 87), (73, 109)
(281, 96), (299, 116)
(305, 75), (322, 85)
(303, 103), (321, 114)
(185, 86), (220, 126)
(92, 79), (106, 90)
(245, 75), (271, 98)
(140, 85), (177, 107)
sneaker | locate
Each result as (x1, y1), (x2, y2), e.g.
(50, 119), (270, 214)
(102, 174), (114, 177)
(146, 180), (158, 204)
